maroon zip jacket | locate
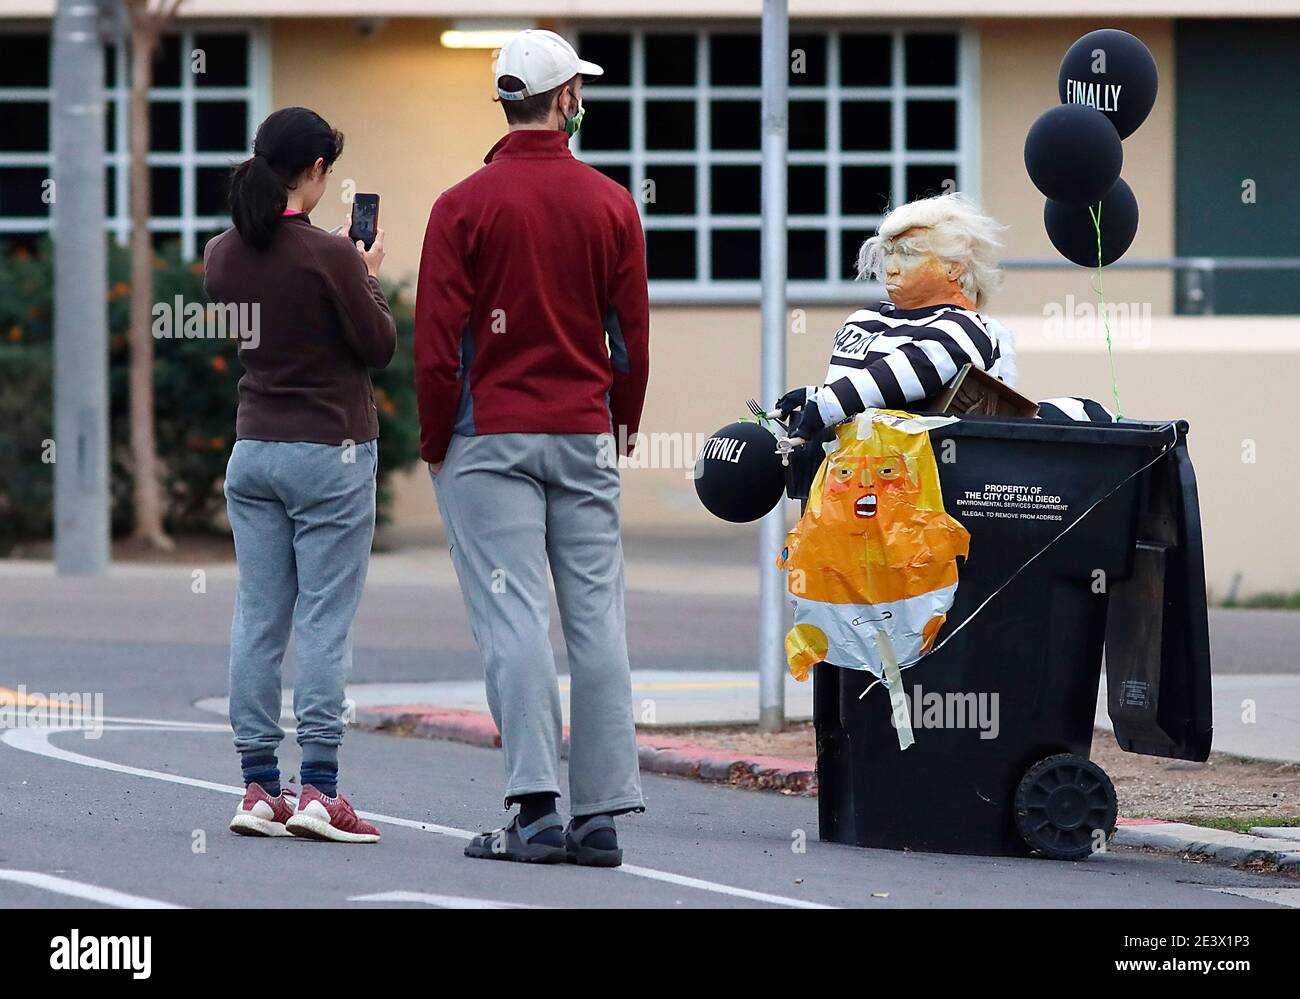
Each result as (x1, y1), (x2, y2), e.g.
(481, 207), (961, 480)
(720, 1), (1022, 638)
(414, 129), (650, 464)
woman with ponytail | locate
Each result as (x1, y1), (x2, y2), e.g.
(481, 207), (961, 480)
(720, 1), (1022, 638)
(205, 107), (396, 844)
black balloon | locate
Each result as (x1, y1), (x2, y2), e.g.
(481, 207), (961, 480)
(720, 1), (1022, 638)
(1058, 29), (1158, 140)
(1044, 177), (1138, 267)
(1024, 104), (1122, 205)
(694, 421), (786, 524)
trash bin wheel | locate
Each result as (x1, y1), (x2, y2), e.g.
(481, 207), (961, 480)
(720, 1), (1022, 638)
(1014, 753), (1118, 861)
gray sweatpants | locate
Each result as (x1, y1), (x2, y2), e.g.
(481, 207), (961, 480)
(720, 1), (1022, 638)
(434, 433), (644, 816)
(225, 439), (377, 765)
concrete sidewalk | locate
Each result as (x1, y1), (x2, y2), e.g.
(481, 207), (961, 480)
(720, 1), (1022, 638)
(196, 669), (815, 728)
(193, 664), (1300, 765)
(1096, 673), (1300, 765)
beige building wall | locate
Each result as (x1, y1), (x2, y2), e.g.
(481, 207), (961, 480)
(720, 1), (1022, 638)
(268, 18), (1297, 597)
(269, 18), (503, 278)
(1010, 318), (1300, 600)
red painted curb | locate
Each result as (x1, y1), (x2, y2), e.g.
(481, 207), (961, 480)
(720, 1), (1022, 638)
(358, 705), (501, 749)
(356, 705), (1168, 814)
(355, 704), (818, 795)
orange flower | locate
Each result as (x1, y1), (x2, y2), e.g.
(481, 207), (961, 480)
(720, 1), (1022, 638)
(190, 261), (206, 276)
(7, 325), (22, 342)
(210, 437), (225, 450)
(28, 305), (44, 320)
(211, 355), (227, 372)
(108, 282), (130, 302)
(110, 333), (128, 350)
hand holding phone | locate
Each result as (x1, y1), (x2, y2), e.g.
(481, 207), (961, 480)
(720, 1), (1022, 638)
(356, 227), (386, 278)
(348, 193), (380, 250)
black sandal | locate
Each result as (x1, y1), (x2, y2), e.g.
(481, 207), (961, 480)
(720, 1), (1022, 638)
(464, 813), (567, 864)
(565, 815), (623, 868)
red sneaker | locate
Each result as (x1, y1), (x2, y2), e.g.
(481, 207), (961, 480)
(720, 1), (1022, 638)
(285, 785), (381, 844)
(229, 784), (297, 838)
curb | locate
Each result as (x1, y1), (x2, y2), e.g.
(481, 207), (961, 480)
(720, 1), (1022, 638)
(356, 705), (502, 749)
(354, 705), (817, 795)
(1114, 818), (1300, 870)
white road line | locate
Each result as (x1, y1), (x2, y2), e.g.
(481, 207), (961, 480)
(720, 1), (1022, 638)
(1210, 887), (1300, 909)
(101, 715), (231, 731)
(349, 890), (539, 909)
(0, 869), (184, 909)
(618, 864), (833, 909)
(2, 725), (834, 909)
(2, 726), (471, 838)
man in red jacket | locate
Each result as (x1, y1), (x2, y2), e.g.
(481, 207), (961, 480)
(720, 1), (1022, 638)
(415, 29), (650, 867)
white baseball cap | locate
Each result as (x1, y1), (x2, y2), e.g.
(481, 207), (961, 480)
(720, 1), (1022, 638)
(495, 29), (603, 101)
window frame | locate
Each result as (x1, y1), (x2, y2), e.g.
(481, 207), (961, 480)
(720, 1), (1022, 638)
(0, 19), (54, 240)
(567, 21), (982, 305)
(0, 19), (269, 259)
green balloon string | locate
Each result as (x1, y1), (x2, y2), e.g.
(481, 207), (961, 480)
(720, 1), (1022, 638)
(1089, 201), (1124, 420)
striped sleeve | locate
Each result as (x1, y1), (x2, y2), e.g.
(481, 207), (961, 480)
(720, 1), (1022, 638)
(926, 312), (996, 369)
(1037, 397), (1117, 423)
(812, 308), (995, 426)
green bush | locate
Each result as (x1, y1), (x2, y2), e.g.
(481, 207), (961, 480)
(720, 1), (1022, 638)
(0, 239), (421, 555)
(0, 245), (55, 553)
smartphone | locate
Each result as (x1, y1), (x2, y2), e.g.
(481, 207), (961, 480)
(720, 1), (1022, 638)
(349, 193), (380, 250)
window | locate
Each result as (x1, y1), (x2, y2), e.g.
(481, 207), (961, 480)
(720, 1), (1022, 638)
(0, 30), (52, 252)
(574, 27), (976, 302)
(0, 26), (265, 258)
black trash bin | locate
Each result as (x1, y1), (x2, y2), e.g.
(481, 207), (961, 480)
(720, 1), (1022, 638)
(788, 415), (1212, 859)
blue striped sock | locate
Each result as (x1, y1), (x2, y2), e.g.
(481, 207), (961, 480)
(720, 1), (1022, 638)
(300, 761), (338, 798)
(241, 754), (280, 797)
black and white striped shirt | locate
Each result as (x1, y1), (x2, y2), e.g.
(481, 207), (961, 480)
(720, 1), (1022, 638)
(811, 302), (1007, 425)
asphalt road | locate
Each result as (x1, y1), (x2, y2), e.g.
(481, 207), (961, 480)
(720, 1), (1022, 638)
(1, 553), (1297, 909)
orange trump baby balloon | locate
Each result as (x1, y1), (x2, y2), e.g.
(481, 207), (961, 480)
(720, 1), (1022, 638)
(779, 410), (971, 682)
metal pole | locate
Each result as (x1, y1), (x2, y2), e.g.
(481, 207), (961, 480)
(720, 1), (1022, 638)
(1201, 259), (1217, 316)
(758, 0), (788, 732)
(52, 0), (110, 575)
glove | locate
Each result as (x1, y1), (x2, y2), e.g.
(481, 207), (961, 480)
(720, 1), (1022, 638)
(773, 386), (815, 422)
(791, 395), (827, 442)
